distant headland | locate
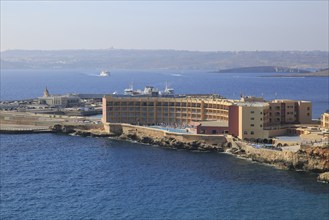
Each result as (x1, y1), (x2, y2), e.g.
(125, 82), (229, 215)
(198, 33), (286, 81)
(216, 66), (310, 73)
(216, 66), (329, 77)
(265, 68), (329, 77)
(1, 49), (328, 70)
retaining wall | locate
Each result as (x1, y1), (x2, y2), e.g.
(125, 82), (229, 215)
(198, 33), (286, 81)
(104, 123), (226, 145)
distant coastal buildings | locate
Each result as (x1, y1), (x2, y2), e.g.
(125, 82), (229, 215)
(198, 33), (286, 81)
(102, 89), (312, 141)
(38, 87), (81, 108)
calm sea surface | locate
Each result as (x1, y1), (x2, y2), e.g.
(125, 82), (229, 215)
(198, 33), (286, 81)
(1, 69), (329, 219)
(1, 69), (328, 117)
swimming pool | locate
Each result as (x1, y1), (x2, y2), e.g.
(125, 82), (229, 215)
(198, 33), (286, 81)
(149, 126), (191, 134)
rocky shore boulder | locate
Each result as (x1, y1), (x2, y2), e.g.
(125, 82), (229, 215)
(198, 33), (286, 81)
(295, 147), (329, 172)
(117, 132), (224, 152)
(51, 124), (75, 134)
(317, 172), (329, 183)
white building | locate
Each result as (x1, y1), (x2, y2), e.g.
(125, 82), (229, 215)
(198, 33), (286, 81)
(38, 87), (81, 107)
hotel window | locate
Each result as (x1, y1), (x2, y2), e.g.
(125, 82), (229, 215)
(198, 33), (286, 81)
(244, 131), (248, 135)
(260, 112), (262, 115)
(251, 124), (254, 127)
(260, 125), (263, 127)
(251, 131), (254, 135)
(251, 111), (254, 114)
(251, 118), (254, 120)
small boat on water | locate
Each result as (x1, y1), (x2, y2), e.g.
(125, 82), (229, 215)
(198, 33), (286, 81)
(99, 71), (110, 77)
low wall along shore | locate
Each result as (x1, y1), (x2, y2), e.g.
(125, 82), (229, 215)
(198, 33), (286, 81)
(104, 123), (227, 150)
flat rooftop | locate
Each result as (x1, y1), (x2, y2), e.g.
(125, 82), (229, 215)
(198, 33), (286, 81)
(234, 102), (269, 107)
(106, 94), (228, 100)
(193, 120), (228, 127)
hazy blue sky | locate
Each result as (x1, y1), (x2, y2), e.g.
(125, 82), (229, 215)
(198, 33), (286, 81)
(1, 1), (328, 51)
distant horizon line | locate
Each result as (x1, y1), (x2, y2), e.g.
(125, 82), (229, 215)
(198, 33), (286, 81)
(2, 48), (329, 53)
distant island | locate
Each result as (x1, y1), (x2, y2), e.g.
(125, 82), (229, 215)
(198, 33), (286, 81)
(1, 49), (328, 70)
(265, 68), (329, 77)
(216, 66), (310, 73)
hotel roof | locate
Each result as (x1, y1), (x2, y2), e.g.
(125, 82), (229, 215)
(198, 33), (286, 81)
(234, 102), (269, 107)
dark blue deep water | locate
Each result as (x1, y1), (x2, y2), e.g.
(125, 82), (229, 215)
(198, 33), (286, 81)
(1, 134), (328, 219)
(1, 69), (329, 219)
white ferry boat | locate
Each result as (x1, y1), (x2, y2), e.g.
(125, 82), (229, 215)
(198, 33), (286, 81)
(99, 71), (110, 77)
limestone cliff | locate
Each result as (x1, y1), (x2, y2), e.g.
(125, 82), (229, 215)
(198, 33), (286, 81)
(119, 132), (225, 152)
(232, 141), (329, 173)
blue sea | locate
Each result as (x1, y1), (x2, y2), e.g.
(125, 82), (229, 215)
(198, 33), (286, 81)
(1, 69), (328, 118)
(1, 69), (329, 219)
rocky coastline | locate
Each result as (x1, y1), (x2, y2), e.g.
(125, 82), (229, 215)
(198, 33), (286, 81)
(225, 140), (329, 180)
(51, 124), (225, 152)
(118, 132), (225, 152)
(47, 124), (329, 183)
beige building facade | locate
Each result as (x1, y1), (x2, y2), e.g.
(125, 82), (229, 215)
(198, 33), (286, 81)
(102, 95), (231, 126)
(102, 95), (313, 140)
(321, 112), (329, 129)
(268, 100), (312, 125)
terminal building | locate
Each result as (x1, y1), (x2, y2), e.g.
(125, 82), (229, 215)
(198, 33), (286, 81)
(102, 89), (312, 141)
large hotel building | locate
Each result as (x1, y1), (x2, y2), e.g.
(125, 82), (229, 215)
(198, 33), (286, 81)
(102, 92), (312, 140)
